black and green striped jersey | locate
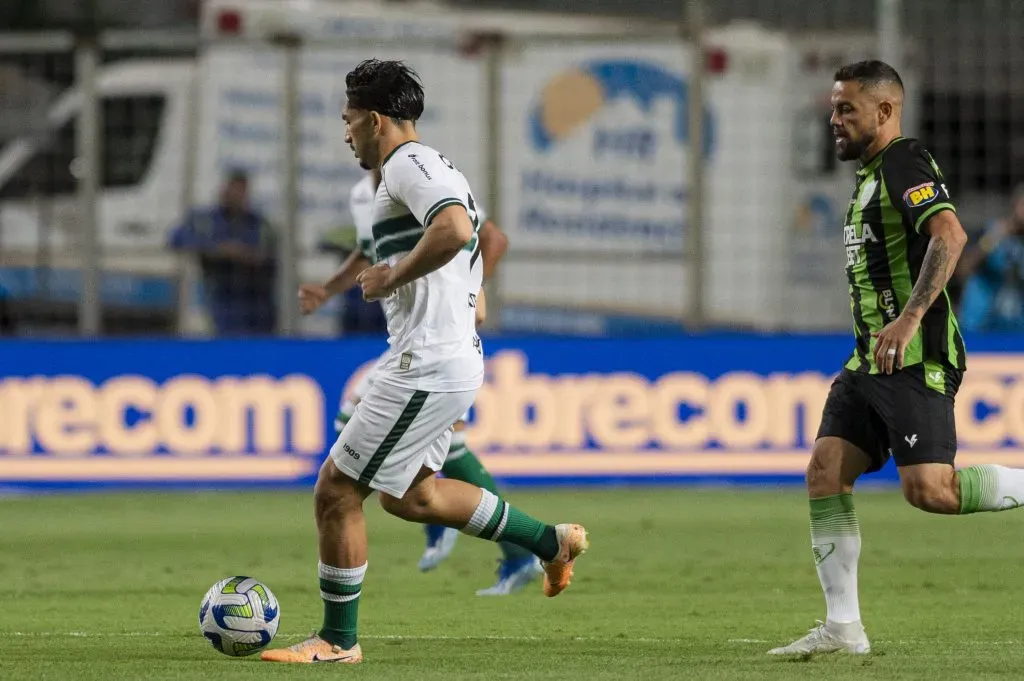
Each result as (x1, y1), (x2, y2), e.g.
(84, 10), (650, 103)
(842, 137), (966, 374)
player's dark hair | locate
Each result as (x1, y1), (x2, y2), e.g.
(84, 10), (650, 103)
(834, 60), (904, 93)
(345, 59), (424, 122)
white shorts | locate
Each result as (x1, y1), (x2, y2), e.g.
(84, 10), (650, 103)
(342, 359), (470, 423)
(329, 380), (478, 498)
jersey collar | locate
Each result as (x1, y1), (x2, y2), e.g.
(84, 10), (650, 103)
(856, 136), (904, 177)
(380, 140), (418, 169)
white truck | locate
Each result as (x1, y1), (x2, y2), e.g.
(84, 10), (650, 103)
(0, 0), (916, 333)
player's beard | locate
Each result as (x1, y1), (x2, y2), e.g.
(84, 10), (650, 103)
(836, 128), (876, 162)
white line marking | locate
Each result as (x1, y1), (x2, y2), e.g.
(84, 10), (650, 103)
(3, 632), (1020, 647)
(0, 631), (676, 643)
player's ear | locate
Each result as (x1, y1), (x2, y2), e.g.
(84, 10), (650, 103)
(369, 111), (384, 135)
(877, 100), (893, 125)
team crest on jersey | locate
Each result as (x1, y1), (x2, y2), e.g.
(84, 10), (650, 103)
(903, 182), (937, 208)
(857, 178), (878, 209)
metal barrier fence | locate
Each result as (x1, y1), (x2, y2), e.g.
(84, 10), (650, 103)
(0, 0), (1021, 337)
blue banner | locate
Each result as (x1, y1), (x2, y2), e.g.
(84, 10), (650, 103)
(1, 334), (1022, 491)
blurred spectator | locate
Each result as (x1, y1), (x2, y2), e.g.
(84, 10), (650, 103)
(169, 171), (278, 335)
(0, 283), (15, 336)
(957, 185), (1024, 332)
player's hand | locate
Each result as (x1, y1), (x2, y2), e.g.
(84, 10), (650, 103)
(871, 312), (922, 374)
(298, 283), (328, 315)
(357, 263), (396, 301)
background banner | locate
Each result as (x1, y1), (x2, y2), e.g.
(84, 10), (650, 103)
(1, 334), (1021, 491)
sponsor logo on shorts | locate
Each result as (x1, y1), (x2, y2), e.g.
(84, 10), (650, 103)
(400, 353), (412, 370)
(903, 182), (937, 208)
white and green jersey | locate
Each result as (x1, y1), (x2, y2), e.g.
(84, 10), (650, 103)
(349, 168), (487, 264)
(360, 141), (485, 392)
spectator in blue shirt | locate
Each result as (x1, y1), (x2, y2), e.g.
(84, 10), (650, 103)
(958, 185), (1024, 332)
(169, 171), (278, 335)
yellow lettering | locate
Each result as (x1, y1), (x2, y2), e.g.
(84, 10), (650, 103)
(1005, 381), (1024, 445)
(34, 376), (97, 455)
(216, 375), (324, 454)
(0, 378), (46, 453)
(490, 352), (560, 448)
(956, 378), (1004, 447)
(708, 373), (770, 448)
(549, 376), (596, 449)
(651, 374), (708, 448)
(587, 373), (650, 449)
(467, 383), (498, 449)
(98, 376), (159, 455)
(155, 375), (219, 455)
(766, 373), (832, 447)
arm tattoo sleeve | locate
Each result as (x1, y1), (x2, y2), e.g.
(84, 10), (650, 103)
(906, 236), (950, 316)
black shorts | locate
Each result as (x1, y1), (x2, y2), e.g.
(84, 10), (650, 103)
(816, 364), (963, 473)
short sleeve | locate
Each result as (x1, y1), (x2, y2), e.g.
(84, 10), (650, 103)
(473, 196), (488, 225)
(881, 142), (956, 234)
(384, 149), (466, 227)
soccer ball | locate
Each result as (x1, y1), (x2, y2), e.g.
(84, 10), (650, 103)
(199, 576), (280, 656)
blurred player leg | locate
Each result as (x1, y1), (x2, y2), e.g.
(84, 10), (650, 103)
(343, 383), (586, 599)
(442, 425), (542, 594)
(419, 418), (543, 595)
(382, 468), (587, 599)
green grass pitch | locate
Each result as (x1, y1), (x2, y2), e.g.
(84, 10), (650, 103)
(1, 487), (1021, 680)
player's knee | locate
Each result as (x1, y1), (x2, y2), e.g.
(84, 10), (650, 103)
(314, 461), (362, 522)
(378, 490), (430, 522)
(806, 448), (842, 496)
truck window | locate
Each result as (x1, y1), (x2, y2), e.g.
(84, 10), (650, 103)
(0, 94), (166, 200)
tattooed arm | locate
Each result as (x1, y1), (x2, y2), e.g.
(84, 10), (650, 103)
(903, 211), (969, 320)
(872, 210), (967, 373)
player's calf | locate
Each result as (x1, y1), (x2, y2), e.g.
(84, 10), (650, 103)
(382, 470), (588, 596)
(899, 463), (959, 514)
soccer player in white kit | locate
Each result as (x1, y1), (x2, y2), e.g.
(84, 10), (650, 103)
(340, 169), (545, 596)
(260, 59), (589, 665)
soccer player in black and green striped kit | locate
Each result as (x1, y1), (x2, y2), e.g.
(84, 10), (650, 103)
(770, 60), (1024, 656)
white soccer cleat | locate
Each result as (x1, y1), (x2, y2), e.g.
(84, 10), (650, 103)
(475, 556), (544, 596)
(767, 620), (870, 656)
(417, 526), (459, 572)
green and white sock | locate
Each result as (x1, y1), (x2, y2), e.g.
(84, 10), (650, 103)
(318, 561), (365, 649)
(462, 489), (559, 561)
(443, 442), (533, 562)
(958, 465), (1024, 513)
(810, 494), (861, 625)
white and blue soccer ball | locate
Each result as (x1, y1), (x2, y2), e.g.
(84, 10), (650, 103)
(199, 576), (280, 657)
